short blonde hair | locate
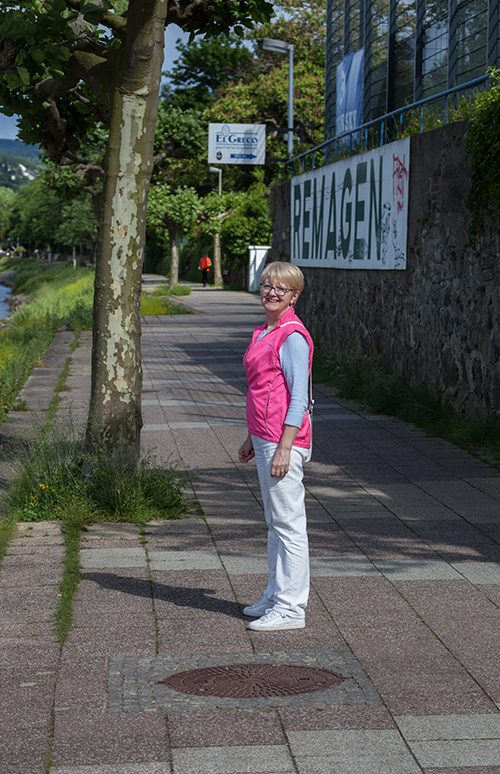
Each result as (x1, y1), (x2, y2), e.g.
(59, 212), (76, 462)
(260, 262), (304, 293)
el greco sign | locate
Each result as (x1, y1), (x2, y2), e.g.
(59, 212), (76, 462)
(291, 137), (410, 270)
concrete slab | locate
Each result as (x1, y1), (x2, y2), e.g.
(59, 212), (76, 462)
(220, 554), (381, 577)
(371, 558), (462, 580)
(51, 766), (171, 774)
(83, 524), (141, 539)
(171, 744), (295, 773)
(288, 729), (422, 773)
(79, 548), (147, 569)
(148, 550), (223, 571)
(453, 563), (500, 584)
(395, 714), (500, 740)
(407, 739), (500, 768)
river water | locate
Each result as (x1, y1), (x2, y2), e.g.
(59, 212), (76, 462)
(0, 284), (12, 319)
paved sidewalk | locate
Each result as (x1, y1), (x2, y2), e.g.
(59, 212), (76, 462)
(2, 283), (500, 773)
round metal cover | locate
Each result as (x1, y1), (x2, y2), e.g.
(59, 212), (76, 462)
(160, 663), (344, 698)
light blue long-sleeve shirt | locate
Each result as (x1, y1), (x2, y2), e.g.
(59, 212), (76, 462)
(256, 330), (310, 428)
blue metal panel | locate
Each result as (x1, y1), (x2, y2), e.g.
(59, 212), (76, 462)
(487, 0), (499, 66)
(448, 0), (459, 89)
(414, 0), (425, 101)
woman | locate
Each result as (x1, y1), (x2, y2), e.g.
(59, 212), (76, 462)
(238, 262), (313, 631)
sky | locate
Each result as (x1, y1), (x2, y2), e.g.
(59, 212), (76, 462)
(0, 24), (190, 141)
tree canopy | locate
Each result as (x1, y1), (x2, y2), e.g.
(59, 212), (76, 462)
(0, 1), (274, 163)
(162, 34), (253, 112)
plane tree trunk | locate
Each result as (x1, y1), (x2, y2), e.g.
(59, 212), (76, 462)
(86, 0), (168, 465)
(168, 222), (179, 288)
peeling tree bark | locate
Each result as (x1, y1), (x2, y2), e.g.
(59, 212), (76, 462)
(213, 233), (222, 285)
(87, 0), (168, 465)
(168, 223), (179, 288)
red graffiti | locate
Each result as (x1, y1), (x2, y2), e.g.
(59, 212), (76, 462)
(393, 154), (408, 214)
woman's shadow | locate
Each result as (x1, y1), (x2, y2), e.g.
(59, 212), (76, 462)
(83, 571), (244, 618)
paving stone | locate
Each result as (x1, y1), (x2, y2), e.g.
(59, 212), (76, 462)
(0, 727), (49, 774)
(408, 740), (500, 768)
(278, 705), (396, 731)
(51, 766), (171, 774)
(167, 707), (286, 747)
(452, 563), (500, 585)
(395, 714), (500, 740)
(79, 547), (147, 569)
(51, 712), (170, 767)
(423, 768), (500, 774)
(148, 549), (223, 571)
(288, 729), (422, 773)
(171, 744), (294, 773)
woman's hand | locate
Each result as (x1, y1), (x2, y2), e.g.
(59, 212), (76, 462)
(271, 447), (291, 477)
(271, 425), (300, 477)
(238, 434), (255, 463)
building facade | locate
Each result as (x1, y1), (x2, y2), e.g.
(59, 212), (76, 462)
(325, 0), (500, 139)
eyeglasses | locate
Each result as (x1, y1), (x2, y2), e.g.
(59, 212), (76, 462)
(260, 283), (294, 297)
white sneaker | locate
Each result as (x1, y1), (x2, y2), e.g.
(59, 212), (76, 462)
(242, 598), (272, 617)
(247, 608), (305, 631)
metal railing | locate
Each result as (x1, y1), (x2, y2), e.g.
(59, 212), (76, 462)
(288, 73), (491, 174)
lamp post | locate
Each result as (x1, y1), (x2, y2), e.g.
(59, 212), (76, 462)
(262, 38), (294, 157)
(208, 166), (223, 285)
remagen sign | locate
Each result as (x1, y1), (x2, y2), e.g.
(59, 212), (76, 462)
(208, 123), (266, 165)
(291, 137), (410, 270)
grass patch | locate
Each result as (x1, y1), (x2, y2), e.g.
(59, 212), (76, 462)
(65, 300), (93, 331)
(140, 293), (192, 316)
(0, 258), (94, 421)
(0, 511), (18, 568)
(150, 283), (192, 297)
(7, 418), (191, 524)
(55, 500), (91, 643)
(315, 348), (500, 462)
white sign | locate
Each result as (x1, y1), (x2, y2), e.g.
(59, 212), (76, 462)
(248, 245), (271, 291)
(208, 123), (266, 165)
(291, 137), (410, 270)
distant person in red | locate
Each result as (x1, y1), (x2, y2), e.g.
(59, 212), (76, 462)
(198, 253), (212, 287)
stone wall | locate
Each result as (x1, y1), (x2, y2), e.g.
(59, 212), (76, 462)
(269, 121), (500, 414)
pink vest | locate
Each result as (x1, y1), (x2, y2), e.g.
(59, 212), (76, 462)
(243, 306), (313, 448)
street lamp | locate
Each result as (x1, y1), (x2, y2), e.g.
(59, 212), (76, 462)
(209, 166), (222, 196)
(208, 166), (222, 284)
(262, 38), (294, 157)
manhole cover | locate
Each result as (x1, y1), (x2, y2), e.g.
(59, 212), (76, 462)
(159, 663), (344, 698)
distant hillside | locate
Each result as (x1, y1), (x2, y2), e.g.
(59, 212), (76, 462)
(0, 139), (41, 160)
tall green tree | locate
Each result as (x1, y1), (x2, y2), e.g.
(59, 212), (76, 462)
(0, 186), (15, 239)
(0, 0), (273, 464)
(147, 184), (200, 287)
(8, 176), (97, 253)
(162, 34), (253, 111)
(8, 177), (61, 247)
(55, 195), (98, 255)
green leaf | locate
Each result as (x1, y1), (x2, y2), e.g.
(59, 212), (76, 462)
(111, 0), (128, 15)
(4, 73), (23, 90)
(17, 66), (31, 86)
(80, 0), (106, 21)
(30, 49), (45, 64)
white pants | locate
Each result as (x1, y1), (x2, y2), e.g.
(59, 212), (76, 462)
(252, 435), (310, 618)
